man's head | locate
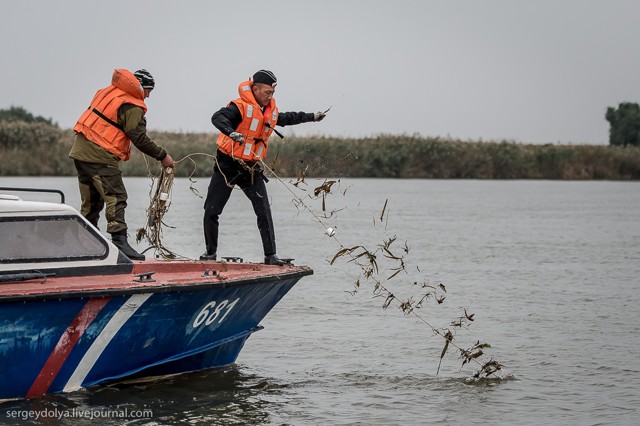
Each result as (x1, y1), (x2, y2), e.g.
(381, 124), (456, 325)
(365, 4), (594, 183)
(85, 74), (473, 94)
(134, 69), (155, 98)
(251, 69), (277, 107)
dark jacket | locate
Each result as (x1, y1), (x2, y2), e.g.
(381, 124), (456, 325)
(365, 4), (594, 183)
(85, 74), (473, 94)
(211, 103), (314, 136)
(211, 102), (314, 175)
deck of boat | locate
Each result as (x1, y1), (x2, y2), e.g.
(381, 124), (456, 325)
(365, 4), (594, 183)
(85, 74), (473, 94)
(0, 260), (313, 301)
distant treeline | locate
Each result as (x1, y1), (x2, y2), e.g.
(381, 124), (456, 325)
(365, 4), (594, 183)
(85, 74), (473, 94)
(1, 119), (640, 180)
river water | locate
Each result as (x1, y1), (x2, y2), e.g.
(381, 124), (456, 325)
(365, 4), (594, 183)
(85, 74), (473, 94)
(1, 176), (639, 425)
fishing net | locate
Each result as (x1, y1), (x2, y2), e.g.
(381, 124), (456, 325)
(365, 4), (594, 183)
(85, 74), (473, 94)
(136, 167), (180, 259)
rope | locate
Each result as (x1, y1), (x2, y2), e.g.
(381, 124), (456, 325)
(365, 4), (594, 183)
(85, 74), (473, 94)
(257, 157), (333, 231)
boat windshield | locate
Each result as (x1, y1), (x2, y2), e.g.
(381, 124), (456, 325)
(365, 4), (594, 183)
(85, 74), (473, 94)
(0, 215), (107, 263)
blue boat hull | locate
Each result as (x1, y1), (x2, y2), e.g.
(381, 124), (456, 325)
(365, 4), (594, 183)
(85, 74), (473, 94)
(0, 275), (302, 400)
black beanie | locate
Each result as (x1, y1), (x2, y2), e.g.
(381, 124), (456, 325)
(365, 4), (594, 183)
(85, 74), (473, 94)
(252, 69), (277, 87)
(134, 69), (155, 89)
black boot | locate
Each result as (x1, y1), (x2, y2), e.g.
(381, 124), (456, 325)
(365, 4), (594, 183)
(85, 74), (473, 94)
(112, 234), (145, 261)
(200, 252), (216, 261)
(264, 254), (285, 266)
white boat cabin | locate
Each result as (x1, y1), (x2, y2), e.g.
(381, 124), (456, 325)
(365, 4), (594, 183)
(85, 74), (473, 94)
(0, 191), (132, 277)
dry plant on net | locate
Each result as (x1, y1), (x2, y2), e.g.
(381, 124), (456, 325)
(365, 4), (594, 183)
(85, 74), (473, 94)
(288, 176), (505, 380)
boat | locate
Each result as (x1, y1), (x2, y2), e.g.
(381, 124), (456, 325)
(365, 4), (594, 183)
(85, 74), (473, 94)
(0, 187), (313, 400)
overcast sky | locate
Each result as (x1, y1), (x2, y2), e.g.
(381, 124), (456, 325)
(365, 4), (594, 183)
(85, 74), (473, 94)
(2, 0), (639, 144)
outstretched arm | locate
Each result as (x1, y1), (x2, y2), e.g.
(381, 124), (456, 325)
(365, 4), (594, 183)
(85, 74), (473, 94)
(276, 111), (315, 127)
(212, 103), (325, 131)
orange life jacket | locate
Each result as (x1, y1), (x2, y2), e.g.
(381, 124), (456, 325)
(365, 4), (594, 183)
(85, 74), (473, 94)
(73, 69), (147, 161)
(216, 80), (279, 161)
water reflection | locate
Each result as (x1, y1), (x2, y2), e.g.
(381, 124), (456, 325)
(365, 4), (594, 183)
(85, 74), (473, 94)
(1, 366), (285, 425)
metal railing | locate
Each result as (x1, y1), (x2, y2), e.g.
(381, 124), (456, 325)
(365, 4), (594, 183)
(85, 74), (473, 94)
(0, 187), (65, 204)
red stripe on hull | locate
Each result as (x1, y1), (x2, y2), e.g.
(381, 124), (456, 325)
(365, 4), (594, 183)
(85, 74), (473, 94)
(26, 297), (111, 398)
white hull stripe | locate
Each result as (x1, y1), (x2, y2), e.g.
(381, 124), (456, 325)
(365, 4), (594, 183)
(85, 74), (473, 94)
(63, 293), (152, 392)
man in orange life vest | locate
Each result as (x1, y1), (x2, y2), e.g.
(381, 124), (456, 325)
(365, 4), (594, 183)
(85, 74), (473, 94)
(202, 70), (326, 265)
(69, 69), (174, 261)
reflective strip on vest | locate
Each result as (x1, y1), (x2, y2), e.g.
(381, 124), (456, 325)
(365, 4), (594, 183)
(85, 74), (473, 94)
(243, 142), (253, 157)
(272, 111), (277, 121)
(256, 145), (264, 158)
(250, 118), (259, 131)
(241, 85), (251, 92)
(247, 105), (254, 118)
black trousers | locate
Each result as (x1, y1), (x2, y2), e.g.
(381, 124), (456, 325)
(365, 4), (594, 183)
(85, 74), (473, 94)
(203, 154), (276, 257)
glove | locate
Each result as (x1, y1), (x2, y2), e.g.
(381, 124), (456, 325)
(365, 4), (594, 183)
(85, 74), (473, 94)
(313, 111), (326, 122)
(229, 132), (245, 143)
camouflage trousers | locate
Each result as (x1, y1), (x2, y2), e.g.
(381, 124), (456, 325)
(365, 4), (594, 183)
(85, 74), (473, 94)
(73, 160), (128, 235)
